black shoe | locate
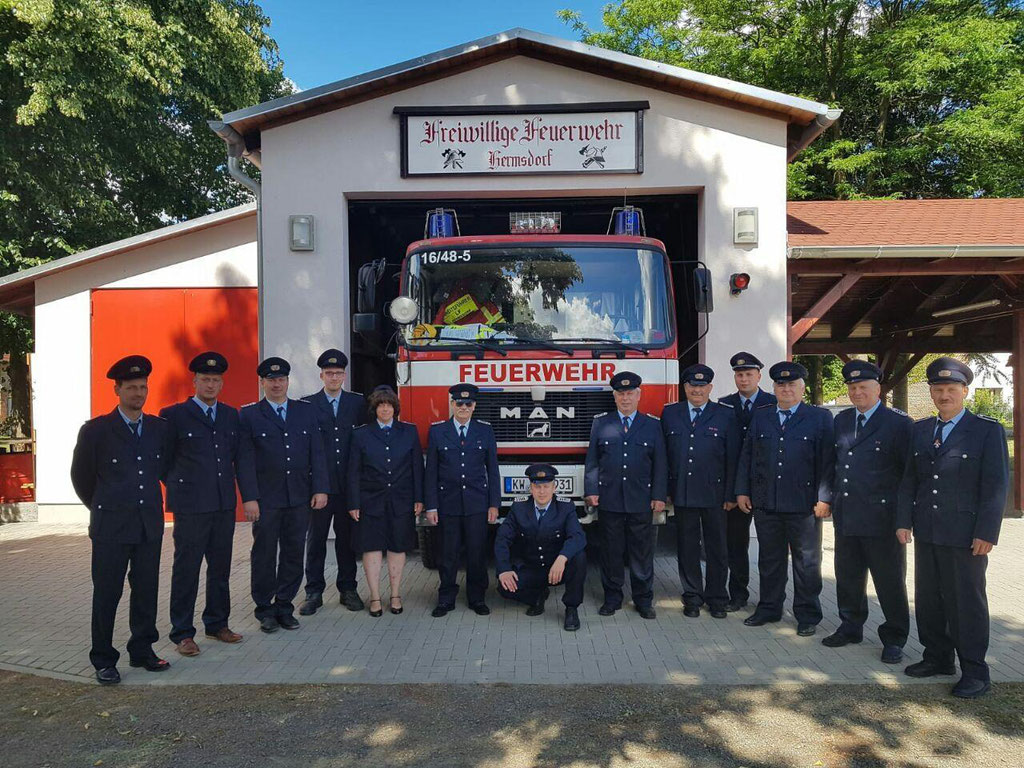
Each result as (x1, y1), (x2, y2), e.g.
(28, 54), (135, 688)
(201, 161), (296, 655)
(298, 594), (322, 616)
(526, 601), (545, 617)
(796, 623), (817, 637)
(277, 614), (300, 630)
(431, 604), (453, 618)
(881, 645), (904, 664)
(905, 660), (956, 678)
(683, 605), (701, 618)
(129, 656), (170, 672)
(96, 666), (120, 685)
(258, 616), (279, 633)
(952, 677), (991, 698)
(389, 596), (403, 615)
(710, 607), (728, 619)
(469, 603), (491, 616)
(725, 600), (748, 613)
(368, 599), (383, 618)
(637, 605), (657, 620)
(822, 632), (862, 648)
(563, 607), (580, 632)
(598, 603), (619, 617)
(743, 613), (780, 627)
(340, 590), (364, 612)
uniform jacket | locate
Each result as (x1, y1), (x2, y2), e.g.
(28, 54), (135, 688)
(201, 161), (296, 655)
(346, 420), (424, 517)
(584, 411), (667, 513)
(425, 418), (500, 515)
(896, 410), (1009, 547)
(832, 405), (912, 537)
(719, 389), (777, 439)
(300, 388), (366, 498)
(735, 402), (835, 515)
(70, 409), (171, 543)
(662, 400), (741, 509)
(160, 399), (242, 514)
(236, 398), (329, 509)
(494, 497), (586, 574)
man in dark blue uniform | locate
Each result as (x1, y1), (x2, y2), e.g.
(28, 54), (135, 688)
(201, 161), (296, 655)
(718, 352), (776, 612)
(299, 349), (366, 616)
(824, 360), (911, 664)
(237, 357), (330, 633)
(662, 364), (741, 618)
(425, 383), (500, 617)
(585, 371), (667, 619)
(71, 355), (172, 685)
(161, 352), (244, 658)
(735, 361), (835, 636)
(495, 465), (587, 631)
(897, 357), (1009, 698)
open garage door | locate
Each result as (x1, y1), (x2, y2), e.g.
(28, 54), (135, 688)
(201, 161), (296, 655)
(90, 287), (258, 520)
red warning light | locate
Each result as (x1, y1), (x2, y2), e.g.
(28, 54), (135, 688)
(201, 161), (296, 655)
(730, 273), (751, 295)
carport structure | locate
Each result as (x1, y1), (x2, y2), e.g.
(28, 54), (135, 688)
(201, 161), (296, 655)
(785, 198), (1024, 513)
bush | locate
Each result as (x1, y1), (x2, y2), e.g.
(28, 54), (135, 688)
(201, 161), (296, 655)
(967, 389), (1013, 430)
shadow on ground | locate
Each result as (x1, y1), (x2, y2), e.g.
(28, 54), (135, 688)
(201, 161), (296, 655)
(2, 670), (1022, 768)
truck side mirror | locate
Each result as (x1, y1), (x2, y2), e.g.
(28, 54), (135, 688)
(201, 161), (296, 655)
(353, 313), (379, 335)
(693, 266), (713, 313)
(357, 259), (387, 314)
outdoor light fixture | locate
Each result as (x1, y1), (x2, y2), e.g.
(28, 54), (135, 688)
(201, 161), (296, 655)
(932, 299), (1002, 318)
(730, 272), (751, 295)
(289, 215), (315, 251)
(733, 208), (758, 245)
(388, 296), (419, 325)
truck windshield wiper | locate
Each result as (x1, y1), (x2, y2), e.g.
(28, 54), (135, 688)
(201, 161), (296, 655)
(494, 335), (574, 356)
(434, 333), (508, 356)
(561, 337), (650, 355)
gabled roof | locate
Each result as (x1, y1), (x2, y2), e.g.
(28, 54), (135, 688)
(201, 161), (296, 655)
(218, 28), (838, 160)
(788, 199), (1024, 251)
(0, 204), (256, 315)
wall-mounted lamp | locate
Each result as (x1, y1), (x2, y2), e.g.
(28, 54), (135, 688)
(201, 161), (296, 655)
(289, 215), (315, 251)
(733, 208), (758, 245)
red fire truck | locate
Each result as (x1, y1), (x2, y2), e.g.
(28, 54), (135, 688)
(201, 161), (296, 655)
(380, 207), (709, 551)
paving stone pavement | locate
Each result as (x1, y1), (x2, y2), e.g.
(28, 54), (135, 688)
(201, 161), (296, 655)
(1, 519), (1022, 686)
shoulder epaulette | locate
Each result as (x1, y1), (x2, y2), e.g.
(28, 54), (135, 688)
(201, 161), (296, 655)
(594, 412), (608, 418)
(756, 403), (774, 409)
(431, 420), (445, 426)
(556, 496), (571, 503)
(978, 414), (1001, 423)
(476, 419), (491, 425)
(349, 390), (364, 397)
(718, 401), (733, 409)
(241, 401), (258, 408)
(513, 495), (529, 503)
(890, 407), (909, 416)
(645, 413), (660, 420)
(353, 423), (366, 429)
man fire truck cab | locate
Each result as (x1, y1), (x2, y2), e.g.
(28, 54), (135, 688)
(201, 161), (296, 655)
(382, 206), (710, 538)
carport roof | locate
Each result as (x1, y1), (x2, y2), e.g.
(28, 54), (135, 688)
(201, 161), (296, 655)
(218, 27), (838, 160)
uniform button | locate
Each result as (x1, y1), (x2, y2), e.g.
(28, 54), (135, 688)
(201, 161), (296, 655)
(843, 492), (849, 497)
(461, 463), (465, 467)
(780, 437), (784, 442)
(287, 457), (291, 461)
(848, 451), (853, 456)
(287, 470), (291, 474)
(933, 475), (939, 479)
(218, 472), (222, 477)
(217, 458), (221, 462)
(285, 445), (290, 449)
(138, 484), (144, 489)
(623, 465), (627, 469)
(138, 500), (143, 504)
(688, 458), (693, 463)
(687, 472), (692, 476)
(387, 483), (391, 487)
(843, 478), (848, 483)
(933, 504), (938, 509)
(689, 446), (694, 451)
(386, 446), (390, 451)
(138, 470), (143, 475)
(933, 489), (938, 494)
(777, 475), (782, 479)
(778, 462), (782, 466)
(283, 432), (288, 437)
(136, 456), (142, 461)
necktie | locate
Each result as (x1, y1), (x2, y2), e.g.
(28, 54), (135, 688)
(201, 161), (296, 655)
(934, 420), (948, 448)
(780, 410), (791, 429)
(330, 398), (338, 417)
(458, 424), (466, 443)
(855, 413), (865, 438)
(129, 420), (140, 438)
(206, 407), (215, 424)
(276, 406), (285, 422)
(743, 400), (752, 415)
(536, 506), (546, 522)
(692, 407), (702, 422)
(622, 416), (630, 432)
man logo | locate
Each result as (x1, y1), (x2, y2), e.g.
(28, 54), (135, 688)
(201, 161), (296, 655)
(499, 406), (575, 420)
(527, 422), (550, 439)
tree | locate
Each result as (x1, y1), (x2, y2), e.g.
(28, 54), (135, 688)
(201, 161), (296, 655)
(0, 0), (289, 430)
(559, 0), (1024, 200)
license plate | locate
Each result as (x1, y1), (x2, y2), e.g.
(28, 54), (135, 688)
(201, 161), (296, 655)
(504, 476), (574, 495)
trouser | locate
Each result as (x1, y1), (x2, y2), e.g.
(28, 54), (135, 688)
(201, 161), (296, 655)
(675, 506), (728, 609)
(437, 513), (489, 607)
(251, 504), (308, 620)
(90, 536), (162, 670)
(304, 493), (358, 596)
(497, 552), (587, 607)
(598, 509), (654, 608)
(726, 505), (754, 603)
(914, 540), (991, 681)
(169, 509), (236, 643)
(833, 531), (909, 647)
(752, 511), (823, 624)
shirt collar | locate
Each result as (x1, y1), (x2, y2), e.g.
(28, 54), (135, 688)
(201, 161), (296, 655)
(856, 399), (882, 423)
(687, 401), (706, 419)
(193, 396), (217, 415)
(452, 417), (470, 430)
(616, 410), (635, 423)
(776, 403), (800, 416)
(117, 407), (141, 427)
(324, 390), (341, 404)
(941, 408), (966, 426)
(740, 390), (759, 407)
(377, 419), (394, 429)
(266, 398), (287, 414)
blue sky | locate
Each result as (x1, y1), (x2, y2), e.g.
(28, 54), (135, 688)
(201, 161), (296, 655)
(257, 0), (609, 91)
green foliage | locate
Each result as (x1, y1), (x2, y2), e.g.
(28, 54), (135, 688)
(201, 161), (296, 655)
(967, 387), (1013, 428)
(561, 0), (1024, 200)
(0, 0), (289, 427)
(795, 354), (846, 403)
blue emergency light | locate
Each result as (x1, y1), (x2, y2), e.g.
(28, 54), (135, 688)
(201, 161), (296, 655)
(608, 206), (646, 236)
(424, 208), (460, 239)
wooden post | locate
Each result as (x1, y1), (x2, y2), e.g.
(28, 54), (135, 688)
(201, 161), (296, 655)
(1013, 311), (1024, 515)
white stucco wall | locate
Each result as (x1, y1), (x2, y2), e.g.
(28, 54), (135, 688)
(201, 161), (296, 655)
(33, 215), (257, 521)
(259, 55), (790, 396)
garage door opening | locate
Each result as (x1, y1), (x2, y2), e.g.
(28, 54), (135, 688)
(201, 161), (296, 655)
(346, 194), (699, 396)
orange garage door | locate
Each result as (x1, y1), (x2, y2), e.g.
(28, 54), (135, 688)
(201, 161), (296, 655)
(91, 287), (258, 520)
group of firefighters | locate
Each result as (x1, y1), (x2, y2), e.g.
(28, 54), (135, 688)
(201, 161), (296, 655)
(71, 347), (1007, 699)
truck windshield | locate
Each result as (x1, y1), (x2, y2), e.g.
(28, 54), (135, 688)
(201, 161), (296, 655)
(403, 246), (673, 348)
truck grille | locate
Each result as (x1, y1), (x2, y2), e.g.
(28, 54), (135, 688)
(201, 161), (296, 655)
(474, 390), (615, 443)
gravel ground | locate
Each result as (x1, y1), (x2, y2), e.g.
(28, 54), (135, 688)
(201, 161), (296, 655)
(3, 670), (1022, 768)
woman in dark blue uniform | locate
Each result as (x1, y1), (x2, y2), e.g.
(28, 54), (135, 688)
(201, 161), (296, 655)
(347, 386), (424, 616)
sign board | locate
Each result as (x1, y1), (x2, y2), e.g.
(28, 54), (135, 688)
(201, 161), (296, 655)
(396, 103), (646, 177)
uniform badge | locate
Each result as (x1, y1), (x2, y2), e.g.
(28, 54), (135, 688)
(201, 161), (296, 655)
(460, 391), (469, 398)
(850, 370), (861, 377)
(736, 358), (745, 365)
(939, 369), (951, 378)
(207, 359), (217, 367)
(328, 357), (337, 364)
(271, 364), (280, 372)
(695, 373), (704, 380)
(621, 378), (630, 386)
(781, 370), (790, 378)
(536, 471), (546, 478)
(130, 366), (140, 373)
